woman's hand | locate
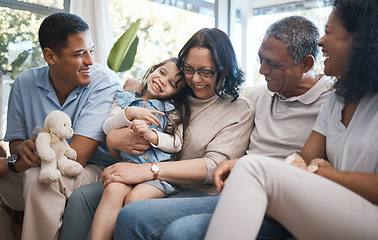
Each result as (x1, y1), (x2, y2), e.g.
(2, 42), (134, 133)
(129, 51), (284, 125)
(101, 162), (152, 188)
(308, 158), (332, 173)
(213, 159), (238, 192)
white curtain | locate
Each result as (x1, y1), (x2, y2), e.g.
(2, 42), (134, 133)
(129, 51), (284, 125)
(70, 0), (112, 66)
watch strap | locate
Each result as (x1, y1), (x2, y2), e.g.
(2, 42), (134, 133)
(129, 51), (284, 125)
(7, 155), (19, 173)
(7, 161), (19, 173)
(8, 163), (19, 173)
(150, 163), (159, 180)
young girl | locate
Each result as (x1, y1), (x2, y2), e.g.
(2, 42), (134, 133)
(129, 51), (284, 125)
(91, 57), (186, 240)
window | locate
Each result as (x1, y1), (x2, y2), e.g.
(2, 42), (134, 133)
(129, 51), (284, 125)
(18, 0), (65, 9)
(243, 1), (333, 86)
(0, 0), (68, 138)
(0, 0), (68, 79)
(108, 0), (215, 82)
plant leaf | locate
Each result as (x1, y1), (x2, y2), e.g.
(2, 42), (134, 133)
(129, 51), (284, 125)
(11, 49), (31, 68)
(10, 49), (31, 79)
(108, 18), (141, 72)
(118, 37), (139, 72)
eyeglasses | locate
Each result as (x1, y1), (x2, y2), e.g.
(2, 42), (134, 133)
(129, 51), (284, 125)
(181, 64), (216, 78)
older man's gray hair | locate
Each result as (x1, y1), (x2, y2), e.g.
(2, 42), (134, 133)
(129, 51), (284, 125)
(266, 16), (319, 64)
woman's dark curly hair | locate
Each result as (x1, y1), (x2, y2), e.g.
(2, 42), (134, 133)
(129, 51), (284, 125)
(177, 28), (245, 101)
(332, 0), (378, 103)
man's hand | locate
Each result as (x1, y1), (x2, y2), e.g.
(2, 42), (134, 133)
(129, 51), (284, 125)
(125, 107), (164, 126)
(213, 159), (238, 192)
(106, 128), (151, 157)
(10, 137), (41, 172)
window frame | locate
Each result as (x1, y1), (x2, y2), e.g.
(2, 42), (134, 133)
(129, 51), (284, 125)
(0, 0), (70, 15)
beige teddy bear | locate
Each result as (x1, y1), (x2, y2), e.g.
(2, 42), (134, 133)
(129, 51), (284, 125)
(35, 110), (83, 183)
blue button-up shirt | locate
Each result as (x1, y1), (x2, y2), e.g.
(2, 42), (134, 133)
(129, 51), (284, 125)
(5, 63), (122, 166)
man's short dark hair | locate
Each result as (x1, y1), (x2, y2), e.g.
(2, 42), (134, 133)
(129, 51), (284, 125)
(38, 12), (89, 54)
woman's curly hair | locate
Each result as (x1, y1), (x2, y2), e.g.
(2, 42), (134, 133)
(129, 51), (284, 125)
(333, 0), (378, 103)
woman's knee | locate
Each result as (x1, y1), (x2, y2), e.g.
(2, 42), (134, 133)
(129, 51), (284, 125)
(115, 199), (175, 240)
(162, 214), (212, 240)
(116, 199), (168, 230)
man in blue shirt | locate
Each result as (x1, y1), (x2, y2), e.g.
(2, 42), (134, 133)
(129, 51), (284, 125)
(0, 12), (121, 240)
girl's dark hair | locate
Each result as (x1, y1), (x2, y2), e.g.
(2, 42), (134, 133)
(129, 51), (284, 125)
(177, 28), (245, 101)
(332, 0), (378, 103)
(138, 57), (189, 159)
(138, 57), (183, 96)
(39, 13), (89, 55)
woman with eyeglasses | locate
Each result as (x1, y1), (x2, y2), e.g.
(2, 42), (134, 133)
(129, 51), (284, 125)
(59, 28), (254, 240)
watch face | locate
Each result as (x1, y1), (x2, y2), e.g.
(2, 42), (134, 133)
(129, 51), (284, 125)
(151, 164), (159, 172)
(7, 154), (18, 164)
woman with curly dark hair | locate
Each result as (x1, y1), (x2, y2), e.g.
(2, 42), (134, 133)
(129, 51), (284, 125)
(206, 0), (378, 239)
(103, 27), (254, 200)
(330, 0), (378, 103)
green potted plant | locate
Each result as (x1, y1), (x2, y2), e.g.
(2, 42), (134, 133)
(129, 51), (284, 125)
(107, 18), (141, 73)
